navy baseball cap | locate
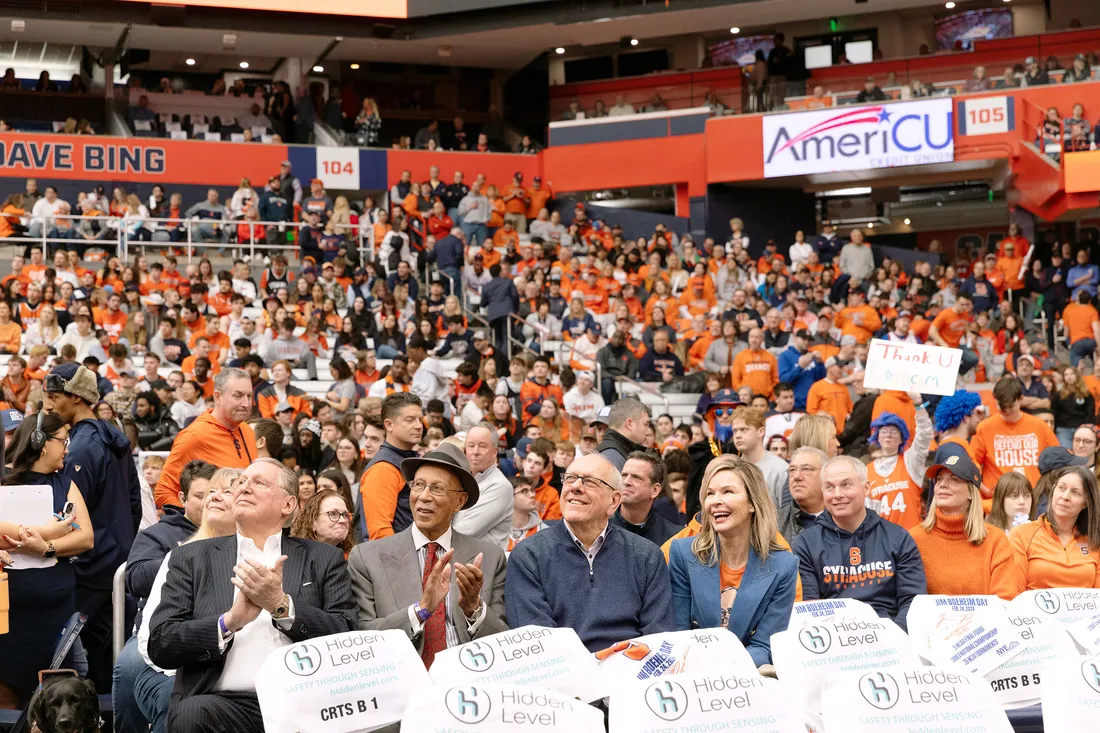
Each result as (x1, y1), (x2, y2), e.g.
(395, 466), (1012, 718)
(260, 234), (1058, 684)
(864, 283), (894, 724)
(2, 408), (23, 433)
(925, 442), (981, 485)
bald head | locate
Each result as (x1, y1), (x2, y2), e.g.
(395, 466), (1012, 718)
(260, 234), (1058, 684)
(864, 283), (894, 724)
(748, 327), (764, 350)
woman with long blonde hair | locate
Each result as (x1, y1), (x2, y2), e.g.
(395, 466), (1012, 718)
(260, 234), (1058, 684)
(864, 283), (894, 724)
(22, 304), (62, 353)
(667, 456), (798, 667)
(788, 414), (839, 457)
(908, 448), (1015, 599)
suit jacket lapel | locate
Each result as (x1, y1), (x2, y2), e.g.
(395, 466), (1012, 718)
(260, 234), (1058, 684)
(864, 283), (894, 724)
(687, 553), (721, 629)
(728, 550), (774, 640)
(281, 537), (305, 596)
(212, 537), (237, 613)
(382, 530), (422, 610)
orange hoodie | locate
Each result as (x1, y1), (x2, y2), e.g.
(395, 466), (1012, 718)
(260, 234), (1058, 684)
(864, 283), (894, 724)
(154, 411), (258, 508)
(731, 348), (779, 399)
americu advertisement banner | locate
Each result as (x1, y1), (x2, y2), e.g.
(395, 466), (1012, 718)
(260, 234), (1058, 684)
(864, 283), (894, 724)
(761, 98), (955, 179)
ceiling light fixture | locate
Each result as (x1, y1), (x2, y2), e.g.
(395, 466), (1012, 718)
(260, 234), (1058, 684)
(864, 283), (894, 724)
(312, 65), (324, 72)
(945, 1), (955, 7)
(630, 38), (639, 46)
(730, 27), (740, 34)
(350, 63), (360, 69)
(867, 222), (874, 229)
(185, 58), (196, 66)
(903, 217), (912, 225)
(555, 47), (565, 54)
(239, 61), (249, 69)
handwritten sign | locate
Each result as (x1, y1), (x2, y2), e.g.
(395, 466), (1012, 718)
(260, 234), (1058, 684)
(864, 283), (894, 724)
(862, 339), (961, 396)
(255, 629), (430, 733)
(608, 672), (803, 733)
(1041, 656), (1100, 731)
(906, 596), (1025, 676)
(594, 628), (756, 685)
(401, 682), (605, 733)
(822, 666), (1014, 733)
(430, 626), (607, 703)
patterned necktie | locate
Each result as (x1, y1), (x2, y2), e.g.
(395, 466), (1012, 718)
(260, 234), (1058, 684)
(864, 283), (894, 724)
(420, 541), (447, 669)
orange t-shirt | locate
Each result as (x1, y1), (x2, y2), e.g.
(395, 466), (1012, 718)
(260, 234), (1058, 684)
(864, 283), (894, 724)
(493, 227), (519, 250)
(930, 308), (971, 349)
(997, 256), (1025, 291)
(971, 413), (1059, 498)
(1062, 302), (1099, 345)
(526, 187), (553, 219)
(806, 379), (853, 432)
(1010, 517), (1100, 592)
(95, 309), (128, 343)
(835, 305), (881, 344)
(503, 184), (528, 215)
(867, 455), (923, 529)
(487, 199), (505, 229)
(731, 348), (779, 399)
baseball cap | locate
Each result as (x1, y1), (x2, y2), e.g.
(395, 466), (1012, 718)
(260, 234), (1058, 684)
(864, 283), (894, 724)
(896, 310), (913, 319)
(1025, 56), (1036, 64)
(1037, 446), (1087, 475)
(2, 408), (23, 433)
(275, 401), (294, 414)
(586, 322), (602, 337)
(924, 442), (981, 485)
(575, 370), (594, 382)
(119, 370), (135, 378)
(794, 329), (811, 340)
(150, 379), (171, 390)
(473, 253), (484, 262)
(473, 331), (488, 341)
(590, 405), (612, 426)
(310, 177), (323, 185)
(579, 425), (598, 441)
(825, 356), (841, 368)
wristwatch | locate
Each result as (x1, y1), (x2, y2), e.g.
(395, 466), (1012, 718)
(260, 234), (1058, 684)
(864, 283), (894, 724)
(271, 594), (291, 620)
(42, 541), (56, 559)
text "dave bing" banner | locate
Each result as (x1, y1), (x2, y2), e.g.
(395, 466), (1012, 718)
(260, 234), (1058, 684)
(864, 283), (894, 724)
(762, 98), (954, 178)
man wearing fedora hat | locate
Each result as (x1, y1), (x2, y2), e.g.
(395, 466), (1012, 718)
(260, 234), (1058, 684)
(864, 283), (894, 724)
(347, 442), (507, 669)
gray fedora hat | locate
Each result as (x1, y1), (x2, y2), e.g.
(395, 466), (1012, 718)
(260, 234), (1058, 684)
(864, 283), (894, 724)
(401, 442), (480, 508)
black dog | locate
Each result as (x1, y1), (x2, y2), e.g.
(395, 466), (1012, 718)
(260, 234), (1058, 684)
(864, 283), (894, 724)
(28, 674), (100, 733)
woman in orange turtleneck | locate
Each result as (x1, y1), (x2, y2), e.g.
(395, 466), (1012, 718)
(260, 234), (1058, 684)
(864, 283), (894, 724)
(908, 445), (1016, 600)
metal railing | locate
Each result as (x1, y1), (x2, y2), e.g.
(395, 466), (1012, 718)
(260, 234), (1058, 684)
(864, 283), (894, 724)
(614, 373), (671, 413)
(4, 213), (378, 267)
(506, 312), (549, 361)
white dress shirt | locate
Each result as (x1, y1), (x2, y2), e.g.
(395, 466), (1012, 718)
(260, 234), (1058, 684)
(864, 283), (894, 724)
(214, 532), (296, 692)
(563, 520), (610, 572)
(406, 524), (486, 648)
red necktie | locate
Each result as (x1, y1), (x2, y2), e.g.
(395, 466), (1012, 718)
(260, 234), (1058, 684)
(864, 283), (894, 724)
(420, 541), (447, 669)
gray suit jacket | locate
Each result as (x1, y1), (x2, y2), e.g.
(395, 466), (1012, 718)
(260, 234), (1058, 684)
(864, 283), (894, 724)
(347, 527), (508, 649)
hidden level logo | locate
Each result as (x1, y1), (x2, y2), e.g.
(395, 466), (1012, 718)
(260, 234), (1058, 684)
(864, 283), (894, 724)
(798, 625), (832, 655)
(283, 644), (322, 677)
(459, 641), (496, 672)
(859, 672), (900, 711)
(1082, 660), (1100, 695)
(645, 680), (688, 722)
(1034, 591), (1061, 615)
(445, 686), (492, 724)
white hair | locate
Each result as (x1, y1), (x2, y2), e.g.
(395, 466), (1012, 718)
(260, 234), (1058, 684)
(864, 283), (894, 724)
(820, 455), (867, 485)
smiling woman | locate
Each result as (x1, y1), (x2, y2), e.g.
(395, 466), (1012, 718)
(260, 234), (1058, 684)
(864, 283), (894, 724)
(666, 456), (799, 668)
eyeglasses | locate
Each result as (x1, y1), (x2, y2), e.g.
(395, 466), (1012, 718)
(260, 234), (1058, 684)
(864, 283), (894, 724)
(322, 510), (352, 523)
(788, 464), (818, 475)
(47, 436), (69, 447)
(561, 473), (617, 493)
(408, 480), (465, 497)
(238, 475), (281, 493)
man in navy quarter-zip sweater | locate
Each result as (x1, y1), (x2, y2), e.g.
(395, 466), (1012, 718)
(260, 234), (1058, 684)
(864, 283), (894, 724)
(505, 452), (673, 652)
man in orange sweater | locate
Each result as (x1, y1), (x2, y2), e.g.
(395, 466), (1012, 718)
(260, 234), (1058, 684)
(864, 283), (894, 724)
(805, 356), (853, 432)
(929, 294), (978, 376)
(1062, 290), (1100, 367)
(732, 327), (779, 399)
(971, 376), (1059, 498)
(835, 290), (881, 344)
(358, 392), (424, 540)
(154, 367), (258, 509)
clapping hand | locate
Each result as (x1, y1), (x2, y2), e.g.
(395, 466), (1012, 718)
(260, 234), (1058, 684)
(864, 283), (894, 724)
(455, 553), (485, 619)
(419, 548), (454, 616)
(232, 556), (287, 614)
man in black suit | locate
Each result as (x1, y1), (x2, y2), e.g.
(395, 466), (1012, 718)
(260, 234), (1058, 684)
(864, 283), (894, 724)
(147, 457), (355, 732)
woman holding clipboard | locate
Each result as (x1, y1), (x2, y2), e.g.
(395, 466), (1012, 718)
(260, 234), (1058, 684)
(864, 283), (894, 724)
(0, 409), (93, 708)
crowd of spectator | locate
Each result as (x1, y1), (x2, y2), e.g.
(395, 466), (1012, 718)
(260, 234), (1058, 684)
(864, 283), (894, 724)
(2, 145), (1100, 730)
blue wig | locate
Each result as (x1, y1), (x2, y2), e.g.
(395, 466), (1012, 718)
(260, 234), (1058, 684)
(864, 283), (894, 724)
(933, 390), (983, 433)
(869, 411), (910, 448)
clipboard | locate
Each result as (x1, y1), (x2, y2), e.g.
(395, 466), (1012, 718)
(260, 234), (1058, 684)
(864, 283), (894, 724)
(0, 485), (57, 570)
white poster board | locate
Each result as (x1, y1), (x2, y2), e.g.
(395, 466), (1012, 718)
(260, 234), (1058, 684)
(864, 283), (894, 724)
(862, 339), (962, 396)
(1067, 613), (1100, 654)
(255, 629), (430, 733)
(906, 595), (1025, 676)
(594, 628), (756, 684)
(1014, 588), (1100, 626)
(429, 626), (607, 702)
(1041, 656), (1100, 732)
(608, 672), (803, 733)
(772, 615), (919, 713)
(822, 666), (1014, 733)
(401, 682), (604, 733)
(984, 606), (1079, 709)
(787, 598), (882, 626)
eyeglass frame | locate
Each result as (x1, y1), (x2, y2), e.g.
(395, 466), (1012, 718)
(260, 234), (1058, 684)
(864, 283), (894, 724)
(321, 509), (353, 524)
(407, 479), (467, 498)
(561, 472), (618, 493)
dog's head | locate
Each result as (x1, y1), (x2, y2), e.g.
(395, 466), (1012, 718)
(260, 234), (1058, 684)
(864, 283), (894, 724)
(30, 675), (101, 733)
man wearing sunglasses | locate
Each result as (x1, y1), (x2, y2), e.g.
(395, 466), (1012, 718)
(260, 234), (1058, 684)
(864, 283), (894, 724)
(44, 362), (143, 695)
(348, 442), (507, 669)
(506, 452), (673, 652)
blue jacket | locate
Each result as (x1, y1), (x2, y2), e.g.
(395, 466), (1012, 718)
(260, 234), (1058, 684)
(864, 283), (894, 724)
(481, 276), (519, 322)
(668, 539), (798, 667)
(791, 510), (926, 630)
(959, 276), (999, 313)
(1068, 263), (1100, 298)
(505, 520), (674, 652)
(427, 234), (465, 271)
(126, 507), (196, 628)
(777, 346), (825, 411)
(64, 417), (142, 589)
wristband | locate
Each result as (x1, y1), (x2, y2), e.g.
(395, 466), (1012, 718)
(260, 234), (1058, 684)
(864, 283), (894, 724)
(916, 402), (929, 411)
(219, 613), (230, 636)
(413, 602), (433, 623)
